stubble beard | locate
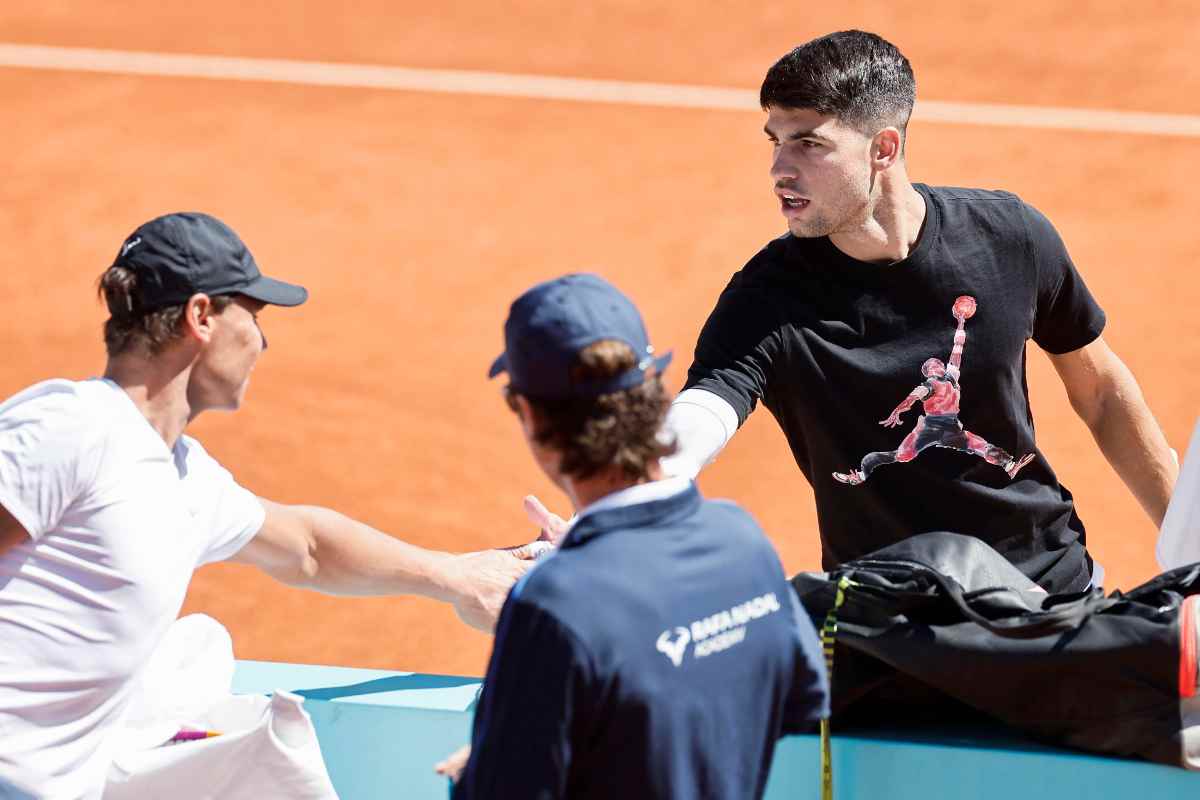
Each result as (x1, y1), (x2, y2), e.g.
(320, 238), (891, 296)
(788, 213), (836, 239)
(788, 191), (872, 240)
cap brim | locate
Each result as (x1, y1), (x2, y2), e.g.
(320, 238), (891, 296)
(241, 275), (308, 307)
(650, 351), (673, 376)
(487, 353), (508, 379)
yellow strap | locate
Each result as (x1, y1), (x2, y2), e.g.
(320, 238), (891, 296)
(820, 718), (833, 800)
(819, 576), (855, 800)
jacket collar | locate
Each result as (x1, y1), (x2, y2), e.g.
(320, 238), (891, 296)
(561, 482), (701, 548)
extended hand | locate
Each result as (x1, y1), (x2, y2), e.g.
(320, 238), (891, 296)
(446, 549), (533, 633)
(435, 744), (471, 783)
(523, 495), (570, 545)
(498, 495), (571, 562)
(879, 410), (904, 428)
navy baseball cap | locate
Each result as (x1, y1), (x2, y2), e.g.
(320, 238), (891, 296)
(488, 273), (672, 398)
(113, 212), (308, 312)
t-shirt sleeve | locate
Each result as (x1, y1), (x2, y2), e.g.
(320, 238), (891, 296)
(182, 438), (267, 565)
(1024, 203), (1106, 354)
(453, 594), (593, 800)
(684, 281), (784, 427)
(0, 390), (92, 541)
(781, 588), (831, 733)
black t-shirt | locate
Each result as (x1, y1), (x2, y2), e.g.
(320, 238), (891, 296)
(685, 184), (1106, 593)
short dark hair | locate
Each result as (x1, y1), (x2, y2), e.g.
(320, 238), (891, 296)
(760, 30), (915, 144)
(511, 340), (676, 482)
(97, 264), (234, 356)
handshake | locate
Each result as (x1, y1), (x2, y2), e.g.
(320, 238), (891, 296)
(451, 496), (568, 632)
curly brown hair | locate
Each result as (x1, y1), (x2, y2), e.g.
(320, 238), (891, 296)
(97, 264), (234, 356)
(511, 339), (677, 482)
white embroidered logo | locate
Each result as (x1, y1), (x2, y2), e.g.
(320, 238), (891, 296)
(657, 592), (783, 666)
(121, 237), (142, 256)
(655, 627), (691, 668)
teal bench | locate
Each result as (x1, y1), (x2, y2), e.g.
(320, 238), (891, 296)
(233, 660), (1200, 799)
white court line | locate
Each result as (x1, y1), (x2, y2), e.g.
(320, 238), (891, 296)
(2, 42), (1199, 138)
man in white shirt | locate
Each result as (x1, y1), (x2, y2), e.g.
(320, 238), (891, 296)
(0, 212), (532, 799)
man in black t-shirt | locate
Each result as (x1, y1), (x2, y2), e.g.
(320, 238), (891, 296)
(654, 31), (1178, 593)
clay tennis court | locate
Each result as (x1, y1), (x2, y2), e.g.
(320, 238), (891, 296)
(2, 2), (1198, 678)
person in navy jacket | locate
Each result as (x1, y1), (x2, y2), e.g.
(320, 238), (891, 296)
(440, 273), (829, 799)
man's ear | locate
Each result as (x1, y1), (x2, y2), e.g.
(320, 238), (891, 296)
(871, 127), (903, 170)
(181, 294), (216, 343)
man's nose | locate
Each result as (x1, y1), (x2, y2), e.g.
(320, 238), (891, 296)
(770, 148), (797, 182)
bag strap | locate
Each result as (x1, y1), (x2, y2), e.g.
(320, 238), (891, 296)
(819, 575), (857, 800)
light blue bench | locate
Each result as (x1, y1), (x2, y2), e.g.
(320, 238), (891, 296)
(233, 660), (1200, 799)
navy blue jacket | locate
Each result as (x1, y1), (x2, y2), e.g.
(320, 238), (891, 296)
(454, 484), (829, 800)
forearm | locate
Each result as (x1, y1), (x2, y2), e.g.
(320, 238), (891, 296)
(892, 391), (922, 415)
(948, 325), (965, 371)
(243, 499), (529, 632)
(282, 506), (458, 600)
(1082, 375), (1177, 526)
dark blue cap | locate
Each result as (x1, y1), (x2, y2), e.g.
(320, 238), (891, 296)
(488, 273), (672, 398)
(113, 212), (308, 312)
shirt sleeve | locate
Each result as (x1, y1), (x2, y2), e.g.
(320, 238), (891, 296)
(1024, 203), (1106, 355)
(0, 390), (91, 541)
(454, 595), (594, 800)
(181, 437), (267, 565)
(659, 389), (740, 479)
(781, 589), (831, 734)
(683, 282), (784, 427)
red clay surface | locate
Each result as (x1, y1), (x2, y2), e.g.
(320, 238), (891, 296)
(2, 5), (1198, 676)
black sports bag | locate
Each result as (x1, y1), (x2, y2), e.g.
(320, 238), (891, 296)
(791, 532), (1200, 767)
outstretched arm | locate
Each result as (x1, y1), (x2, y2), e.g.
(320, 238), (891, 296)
(947, 316), (967, 380)
(1048, 336), (1177, 527)
(880, 385), (930, 428)
(232, 499), (534, 632)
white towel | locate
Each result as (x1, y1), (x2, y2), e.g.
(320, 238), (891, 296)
(103, 615), (338, 799)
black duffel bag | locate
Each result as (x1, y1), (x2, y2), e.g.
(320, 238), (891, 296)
(791, 532), (1200, 767)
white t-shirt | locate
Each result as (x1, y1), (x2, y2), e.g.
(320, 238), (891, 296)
(0, 378), (265, 799)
